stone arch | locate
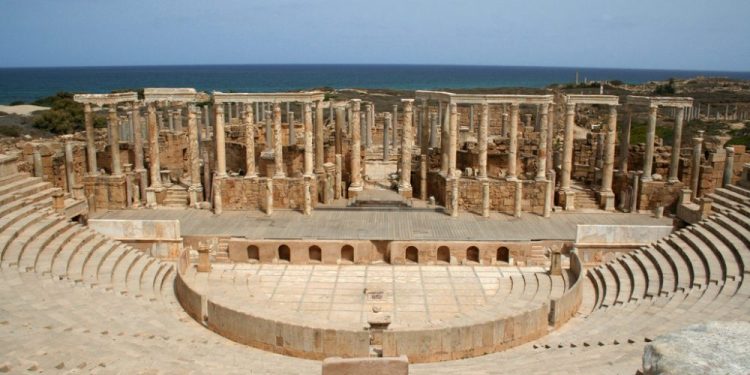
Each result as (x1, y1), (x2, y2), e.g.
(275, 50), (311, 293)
(278, 244), (291, 263)
(247, 245), (260, 262)
(497, 247), (510, 263)
(341, 245), (354, 263)
(309, 245), (322, 263)
(437, 246), (450, 264)
(467, 246), (480, 263)
(405, 246), (419, 264)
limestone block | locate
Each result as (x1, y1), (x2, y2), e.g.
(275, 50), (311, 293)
(322, 356), (409, 375)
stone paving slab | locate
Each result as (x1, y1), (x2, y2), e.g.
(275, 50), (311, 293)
(93, 209), (672, 241)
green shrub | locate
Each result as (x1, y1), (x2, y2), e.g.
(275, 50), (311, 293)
(31, 92), (84, 134)
(9, 100), (25, 106)
(0, 125), (21, 137)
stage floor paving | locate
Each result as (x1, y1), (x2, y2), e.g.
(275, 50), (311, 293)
(93, 208), (672, 241)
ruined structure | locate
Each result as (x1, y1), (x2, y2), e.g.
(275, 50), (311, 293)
(0, 86), (749, 373)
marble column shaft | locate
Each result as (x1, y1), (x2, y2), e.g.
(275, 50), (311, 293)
(335, 106), (345, 155)
(399, 100), (414, 192)
(392, 105), (398, 147)
(288, 111), (296, 146)
(429, 112), (438, 149)
(273, 103), (285, 178)
(131, 103), (146, 202)
(723, 147), (735, 187)
(214, 103), (227, 177)
(440, 103), (450, 175)
(668, 107), (685, 183)
(507, 103), (519, 180)
(146, 104), (162, 189)
(244, 103), (257, 178)
(420, 100), (430, 201)
(365, 103), (373, 148)
(546, 107), (554, 175)
(618, 108), (632, 174)
(349, 100), (363, 189)
(383, 113), (391, 160)
(642, 105), (658, 181)
(690, 133), (703, 200)
(601, 105), (618, 192)
(63, 139), (75, 192)
(108, 106), (122, 175)
(478, 103), (489, 179)
(83, 103), (98, 175)
(536, 103), (549, 181)
(303, 103), (314, 177)
(315, 102), (324, 174)
(560, 103), (576, 190)
(448, 103), (458, 177)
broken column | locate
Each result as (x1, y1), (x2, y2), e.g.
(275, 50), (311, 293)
(723, 146), (735, 187)
(288, 111), (296, 146)
(420, 99), (430, 201)
(63, 136), (75, 193)
(244, 103), (257, 178)
(145, 103), (162, 208)
(131, 102), (146, 204)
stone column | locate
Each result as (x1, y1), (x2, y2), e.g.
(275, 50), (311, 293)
(334, 154), (342, 200)
(560, 103), (576, 190)
(448, 103), (458, 177)
(108, 105), (122, 175)
(600, 105), (617, 211)
(175, 108), (183, 133)
(668, 106), (685, 183)
(502, 110), (509, 137)
(642, 105), (658, 182)
(244, 103), (257, 178)
(83, 103), (98, 175)
(398, 99), (414, 197)
(61, 136), (75, 192)
(536, 103), (549, 181)
(288, 111), (296, 146)
(349, 100), (363, 194)
(131, 103), (146, 202)
(506, 103), (519, 181)
(618, 107), (632, 175)
(469, 105), (475, 132)
(429, 112), (438, 149)
(315, 101), (325, 174)
(514, 180), (522, 218)
(690, 131), (704, 201)
(214, 103), (227, 178)
(392, 105), (398, 147)
(273, 103), (284, 178)
(265, 110), (272, 148)
(383, 113), (392, 160)
(420, 99), (430, 201)
(187, 105), (202, 207)
(146, 103), (162, 190)
(440, 103), (449, 175)
(335, 105), (345, 155)
(32, 146), (43, 178)
(365, 103), (373, 148)
(304, 103), (314, 177)
(723, 146), (735, 187)
(546, 106), (555, 175)
(479, 103), (490, 217)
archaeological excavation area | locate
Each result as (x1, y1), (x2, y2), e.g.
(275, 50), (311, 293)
(1, 86), (749, 374)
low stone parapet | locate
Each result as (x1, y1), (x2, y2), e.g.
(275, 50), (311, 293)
(322, 356), (409, 375)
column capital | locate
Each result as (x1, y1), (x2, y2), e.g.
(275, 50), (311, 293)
(726, 146), (735, 155)
(215, 103), (225, 114)
(565, 103), (576, 113)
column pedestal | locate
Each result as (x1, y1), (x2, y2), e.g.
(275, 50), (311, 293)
(513, 180), (522, 218)
(598, 191), (615, 211)
(481, 179), (490, 217)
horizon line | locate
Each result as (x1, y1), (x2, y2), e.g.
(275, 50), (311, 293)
(1, 62), (749, 74)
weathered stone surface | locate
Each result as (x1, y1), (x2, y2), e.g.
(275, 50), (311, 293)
(643, 321), (750, 375)
(322, 356), (409, 375)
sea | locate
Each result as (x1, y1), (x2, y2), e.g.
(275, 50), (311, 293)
(1, 64), (749, 105)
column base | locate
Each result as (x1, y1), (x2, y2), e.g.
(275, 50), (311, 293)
(481, 179), (490, 218)
(398, 184), (413, 199)
(598, 190), (616, 211)
(558, 189), (575, 211)
(505, 175), (518, 182)
(348, 184), (363, 199)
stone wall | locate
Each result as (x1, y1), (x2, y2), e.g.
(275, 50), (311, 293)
(219, 176), (316, 211)
(429, 174), (547, 215)
(548, 252), (583, 328)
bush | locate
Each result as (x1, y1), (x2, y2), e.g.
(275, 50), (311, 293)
(610, 80), (624, 86)
(653, 78), (676, 95)
(31, 92), (84, 134)
(9, 100), (25, 106)
(0, 125), (21, 137)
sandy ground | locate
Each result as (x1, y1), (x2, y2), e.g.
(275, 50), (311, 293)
(0, 104), (49, 116)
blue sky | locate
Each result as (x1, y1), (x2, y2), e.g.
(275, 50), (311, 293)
(0, 0), (748, 71)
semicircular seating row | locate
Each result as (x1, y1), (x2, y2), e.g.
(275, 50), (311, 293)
(0, 163), (748, 374)
(530, 185), (750, 350)
(0, 170), (319, 373)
